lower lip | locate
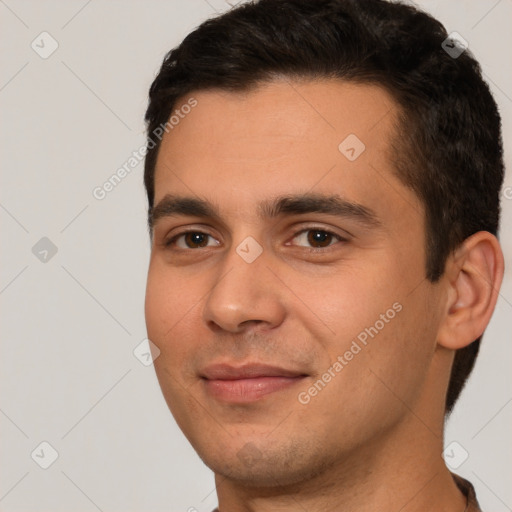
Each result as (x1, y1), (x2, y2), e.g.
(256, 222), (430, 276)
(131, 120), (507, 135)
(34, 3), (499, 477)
(203, 376), (305, 403)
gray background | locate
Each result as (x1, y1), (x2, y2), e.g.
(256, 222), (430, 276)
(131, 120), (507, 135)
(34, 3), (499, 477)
(1, 1), (511, 510)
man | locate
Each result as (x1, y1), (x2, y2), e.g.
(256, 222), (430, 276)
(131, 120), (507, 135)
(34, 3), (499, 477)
(143, 0), (505, 510)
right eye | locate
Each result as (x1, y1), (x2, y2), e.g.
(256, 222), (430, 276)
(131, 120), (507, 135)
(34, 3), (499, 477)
(164, 231), (220, 250)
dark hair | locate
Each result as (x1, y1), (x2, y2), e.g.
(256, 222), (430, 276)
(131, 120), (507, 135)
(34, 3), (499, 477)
(143, 0), (504, 414)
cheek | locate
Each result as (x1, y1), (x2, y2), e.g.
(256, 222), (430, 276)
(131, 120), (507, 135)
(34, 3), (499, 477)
(145, 265), (200, 422)
(145, 260), (222, 393)
(297, 306), (434, 448)
(145, 261), (197, 339)
(145, 265), (194, 382)
(144, 267), (169, 343)
(298, 256), (434, 415)
(302, 261), (398, 346)
(352, 294), (436, 406)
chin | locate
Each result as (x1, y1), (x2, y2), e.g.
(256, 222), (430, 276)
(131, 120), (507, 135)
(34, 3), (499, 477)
(194, 437), (335, 489)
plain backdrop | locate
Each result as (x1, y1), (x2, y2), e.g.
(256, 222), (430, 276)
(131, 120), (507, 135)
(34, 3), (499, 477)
(1, 1), (511, 511)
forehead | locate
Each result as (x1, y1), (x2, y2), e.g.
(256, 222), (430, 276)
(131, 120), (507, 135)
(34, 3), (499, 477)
(156, 79), (397, 162)
(152, 78), (419, 226)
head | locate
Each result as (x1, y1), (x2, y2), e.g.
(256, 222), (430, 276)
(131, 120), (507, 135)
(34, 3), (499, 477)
(143, 0), (504, 486)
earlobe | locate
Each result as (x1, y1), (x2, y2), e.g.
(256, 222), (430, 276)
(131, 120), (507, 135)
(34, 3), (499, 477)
(437, 231), (504, 350)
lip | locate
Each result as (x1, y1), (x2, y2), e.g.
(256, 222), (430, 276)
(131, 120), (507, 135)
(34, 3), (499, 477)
(200, 363), (307, 403)
(201, 363), (306, 380)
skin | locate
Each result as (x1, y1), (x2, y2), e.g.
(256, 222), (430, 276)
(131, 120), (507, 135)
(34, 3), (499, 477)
(144, 78), (503, 511)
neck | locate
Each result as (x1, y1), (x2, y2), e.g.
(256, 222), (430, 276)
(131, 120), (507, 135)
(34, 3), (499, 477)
(215, 416), (465, 512)
(215, 351), (466, 512)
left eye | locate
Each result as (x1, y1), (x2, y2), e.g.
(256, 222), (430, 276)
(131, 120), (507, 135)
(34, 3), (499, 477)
(290, 229), (344, 248)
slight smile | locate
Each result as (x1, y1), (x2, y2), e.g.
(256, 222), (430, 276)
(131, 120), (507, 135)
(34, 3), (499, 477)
(201, 363), (308, 403)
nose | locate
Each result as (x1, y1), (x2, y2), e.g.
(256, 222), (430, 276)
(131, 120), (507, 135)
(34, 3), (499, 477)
(202, 241), (286, 334)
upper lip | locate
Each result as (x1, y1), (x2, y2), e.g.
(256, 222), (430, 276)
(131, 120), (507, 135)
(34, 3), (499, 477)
(200, 363), (307, 380)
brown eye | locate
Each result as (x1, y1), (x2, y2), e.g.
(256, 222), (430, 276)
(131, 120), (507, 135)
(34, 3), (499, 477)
(165, 231), (218, 249)
(307, 230), (334, 248)
(183, 232), (209, 248)
(291, 229), (342, 249)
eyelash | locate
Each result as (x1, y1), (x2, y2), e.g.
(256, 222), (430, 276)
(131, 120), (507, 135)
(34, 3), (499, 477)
(163, 227), (347, 251)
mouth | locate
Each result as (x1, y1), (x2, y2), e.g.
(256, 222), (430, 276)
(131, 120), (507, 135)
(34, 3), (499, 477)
(200, 363), (308, 403)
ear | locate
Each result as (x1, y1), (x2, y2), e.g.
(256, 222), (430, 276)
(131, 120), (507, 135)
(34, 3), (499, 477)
(437, 231), (504, 350)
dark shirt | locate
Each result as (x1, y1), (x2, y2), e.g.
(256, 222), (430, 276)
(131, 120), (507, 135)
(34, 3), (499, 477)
(211, 473), (481, 511)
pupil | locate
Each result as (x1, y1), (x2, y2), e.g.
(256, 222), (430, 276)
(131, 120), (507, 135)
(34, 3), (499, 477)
(187, 233), (207, 247)
(308, 230), (331, 247)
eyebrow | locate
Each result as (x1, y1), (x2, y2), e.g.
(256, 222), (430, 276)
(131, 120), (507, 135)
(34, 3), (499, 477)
(148, 192), (382, 230)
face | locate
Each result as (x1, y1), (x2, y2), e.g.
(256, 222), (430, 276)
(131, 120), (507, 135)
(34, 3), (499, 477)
(145, 79), (446, 486)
